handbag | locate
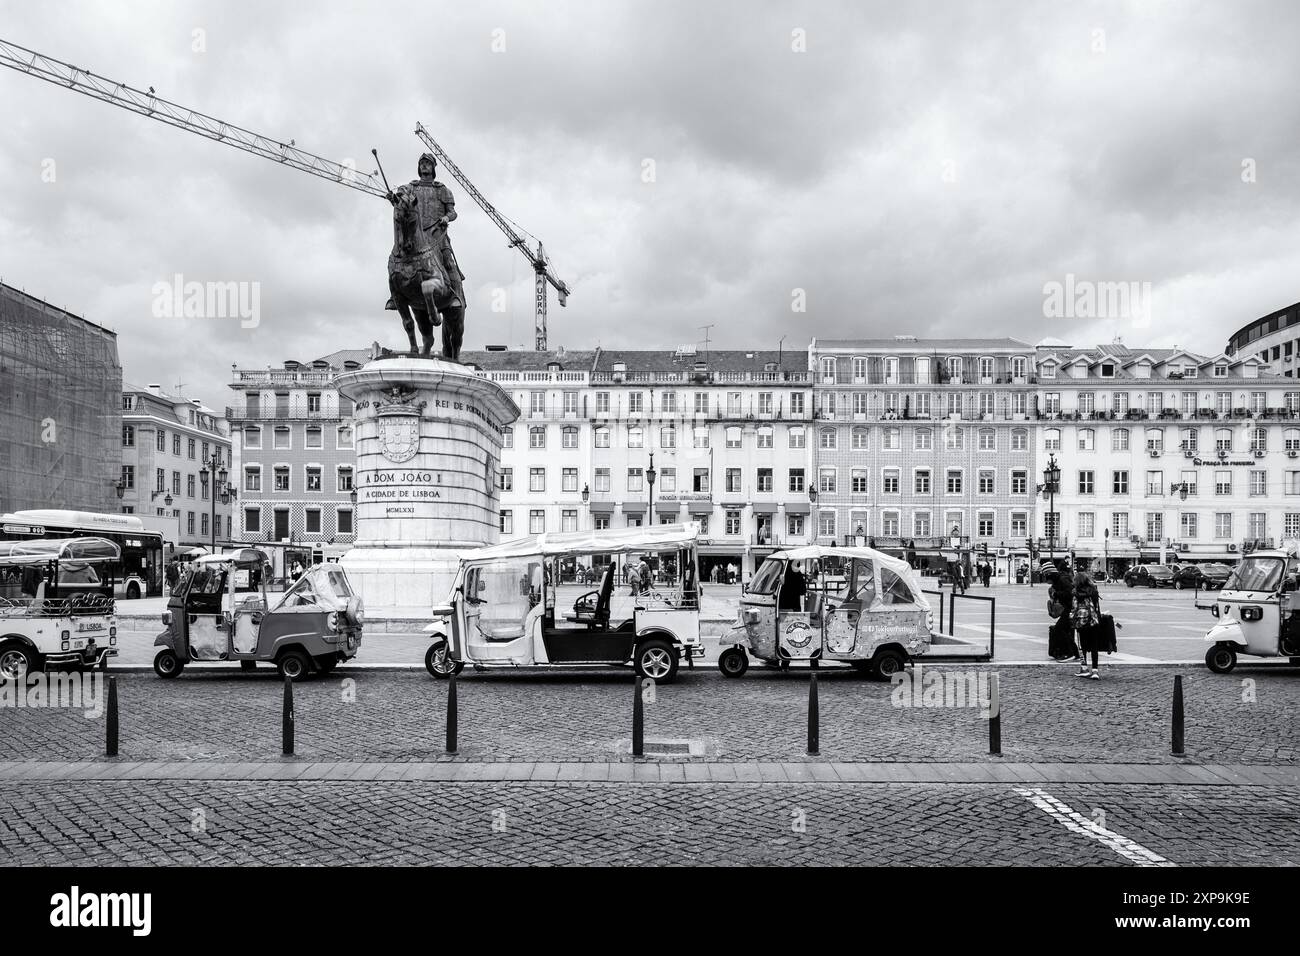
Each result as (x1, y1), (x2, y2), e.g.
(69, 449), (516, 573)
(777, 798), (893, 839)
(1047, 597), (1064, 619)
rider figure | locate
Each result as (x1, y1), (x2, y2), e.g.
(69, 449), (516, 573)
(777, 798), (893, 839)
(390, 153), (465, 310)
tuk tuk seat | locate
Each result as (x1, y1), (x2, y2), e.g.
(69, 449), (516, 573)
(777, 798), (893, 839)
(566, 564), (615, 630)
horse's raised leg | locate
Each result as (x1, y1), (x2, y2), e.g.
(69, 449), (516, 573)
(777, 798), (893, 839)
(396, 300), (419, 354)
(419, 280), (443, 327)
(440, 305), (465, 363)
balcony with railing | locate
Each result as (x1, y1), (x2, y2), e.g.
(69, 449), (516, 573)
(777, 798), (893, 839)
(231, 369), (340, 387)
(225, 403), (347, 422)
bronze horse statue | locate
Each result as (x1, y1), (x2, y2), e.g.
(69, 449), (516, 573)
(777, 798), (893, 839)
(386, 184), (466, 360)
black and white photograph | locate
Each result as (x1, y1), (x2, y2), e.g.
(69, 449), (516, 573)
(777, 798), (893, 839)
(0, 0), (1294, 933)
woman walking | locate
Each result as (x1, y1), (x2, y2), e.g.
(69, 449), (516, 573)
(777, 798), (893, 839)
(1072, 571), (1105, 679)
(1047, 564), (1078, 661)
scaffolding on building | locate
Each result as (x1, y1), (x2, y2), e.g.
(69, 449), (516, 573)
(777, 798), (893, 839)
(0, 283), (123, 514)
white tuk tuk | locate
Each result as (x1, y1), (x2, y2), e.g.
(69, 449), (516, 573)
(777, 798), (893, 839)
(1202, 543), (1300, 673)
(720, 544), (934, 679)
(424, 523), (705, 683)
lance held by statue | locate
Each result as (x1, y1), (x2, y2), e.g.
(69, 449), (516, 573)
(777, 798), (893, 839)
(379, 151), (468, 361)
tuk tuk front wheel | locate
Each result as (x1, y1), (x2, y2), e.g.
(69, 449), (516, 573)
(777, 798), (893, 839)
(635, 639), (679, 683)
(871, 648), (907, 681)
(425, 640), (464, 679)
(718, 646), (748, 678)
(152, 649), (183, 679)
(276, 649), (311, 681)
(1205, 644), (1237, 674)
(0, 645), (34, 680)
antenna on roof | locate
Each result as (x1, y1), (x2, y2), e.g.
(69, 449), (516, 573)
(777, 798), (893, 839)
(779, 334), (786, 365)
(699, 324), (715, 362)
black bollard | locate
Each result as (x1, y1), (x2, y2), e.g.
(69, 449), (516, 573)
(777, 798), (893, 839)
(105, 676), (118, 757)
(282, 676), (294, 756)
(807, 670), (820, 755)
(632, 676), (644, 757)
(988, 672), (1001, 756)
(446, 670), (458, 754)
(1172, 675), (1184, 756)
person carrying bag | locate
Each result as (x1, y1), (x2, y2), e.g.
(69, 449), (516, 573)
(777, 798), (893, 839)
(1072, 571), (1105, 680)
(1047, 566), (1078, 661)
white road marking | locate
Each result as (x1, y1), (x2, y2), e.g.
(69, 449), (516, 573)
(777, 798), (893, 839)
(1013, 787), (1175, 866)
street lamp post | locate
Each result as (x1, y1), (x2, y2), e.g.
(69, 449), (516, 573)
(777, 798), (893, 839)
(645, 452), (656, 528)
(1104, 527), (1110, 582)
(808, 484), (818, 543)
(1043, 454), (1061, 567)
(198, 453), (235, 554)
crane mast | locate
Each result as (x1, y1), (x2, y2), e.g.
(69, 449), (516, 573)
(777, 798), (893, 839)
(414, 123), (569, 351)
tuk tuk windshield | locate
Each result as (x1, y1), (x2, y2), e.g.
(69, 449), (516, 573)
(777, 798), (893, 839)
(186, 567), (226, 597)
(748, 558), (785, 596)
(465, 559), (537, 639)
(1224, 556), (1285, 593)
(275, 564), (351, 610)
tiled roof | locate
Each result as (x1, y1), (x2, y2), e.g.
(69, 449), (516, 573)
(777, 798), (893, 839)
(814, 337), (1033, 351)
(300, 347), (807, 374)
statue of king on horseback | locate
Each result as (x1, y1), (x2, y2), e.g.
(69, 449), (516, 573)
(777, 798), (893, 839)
(382, 151), (467, 361)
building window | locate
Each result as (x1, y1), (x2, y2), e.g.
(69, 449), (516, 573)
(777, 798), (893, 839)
(661, 391), (677, 413)
(304, 427), (322, 449)
(757, 468), (773, 493)
(530, 468), (546, 492)
(944, 427), (964, 450)
(978, 428), (995, 451)
(1011, 470), (1027, 494)
(979, 513), (995, 537)
(155, 468), (166, 492)
(122, 425), (135, 447)
(1077, 512), (1095, 539)
(1011, 513), (1027, 537)
(1250, 471), (1267, 496)
(945, 469), (962, 494)
(187, 512), (195, 535)
(881, 511), (900, 536)
(915, 428), (932, 451)
(913, 512), (931, 536)
(788, 468), (804, 493)
(1249, 513), (1267, 539)
(594, 426), (610, 448)
(693, 427), (709, 449)
(660, 468), (676, 492)
(500, 511), (513, 535)
(978, 470), (995, 495)
(627, 468), (644, 493)
(1217, 513), (1234, 538)
(1113, 471), (1129, 495)
(564, 391), (579, 415)
(306, 392), (321, 414)
(726, 468), (743, 494)
(1078, 428), (1095, 452)
(306, 467), (322, 492)
(530, 426), (546, 449)
(596, 392), (610, 414)
(185, 437), (195, 459)
(819, 468), (836, 494)
(1215, 470), (1232, 496)
(531, 390), (546, 415)
(502, 427), (514, 449)
(726, 510), (742, 535)
(915, 469), (931, 495)
(628, 426), (644, 448)
(1044, 428), (1061, 451)
(119, 464), (135, 490)
(172, 471), (181, 495)
(883, 469), (900, 494)
(789, 426), (806, 449)
(563, 468), (579, 493)
(186, 474), (196, 498)
(274, 467), (290, 492)
(1145, 471), (1164, 497)
(818, 511), (837, 537)
(562, 510), (578, 532)
(242, 426), (261, 450)
(594, 468), (610, 493)
(529, 511), (545, 534)
(629, 392), (644, 414)
(305, 509), (321, 534)
(172, 434), (181, 456)
(851, 469), (868, 494)
(1079, 470), (1095, 495)
(1180, 513), (1198, 539)
(594, 516), (610, 531)
(788, 514), (806, 537)
(244, 507), (262, 533)
(661, 426), (676, 449)
(273, 428), (290, 450)
(791, 392), (805, 415)
(500, 468), (514, 492)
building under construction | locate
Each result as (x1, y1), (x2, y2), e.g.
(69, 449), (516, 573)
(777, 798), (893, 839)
(0, 282), (122, 514)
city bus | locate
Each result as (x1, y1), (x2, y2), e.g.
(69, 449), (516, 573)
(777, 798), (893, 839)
(0, 509), (165, 598)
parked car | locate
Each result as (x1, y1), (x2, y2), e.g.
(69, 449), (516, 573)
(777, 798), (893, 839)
(1171, 564), (1203, 590)
(1124, 564), (1176, 588)
(1197, 563), (1233, 590)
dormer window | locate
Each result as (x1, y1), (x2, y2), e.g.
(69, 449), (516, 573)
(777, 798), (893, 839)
(1100, 363), (1116, 378)
(1213, 364), (1228, 377)
(1041, 362), (1057, 379)
(1183, 365), (1198, 378)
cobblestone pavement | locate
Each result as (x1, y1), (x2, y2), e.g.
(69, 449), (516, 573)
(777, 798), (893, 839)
(0, 779), (1295, 866)
(1, 667), (1294, 764)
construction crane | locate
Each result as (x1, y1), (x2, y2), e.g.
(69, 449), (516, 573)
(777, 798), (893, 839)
(0, 38), (388, 199)
(415, 123), (568, 351)
(0, 38), (571, 348)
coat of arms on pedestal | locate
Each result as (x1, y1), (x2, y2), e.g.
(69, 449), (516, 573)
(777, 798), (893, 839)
(376, 386), (427, 464)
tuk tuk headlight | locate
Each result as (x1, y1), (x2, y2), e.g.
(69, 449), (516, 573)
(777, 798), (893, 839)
(61, 630), (70, 651)
(162, 610), (172, 626)
(327, 611), (340, 632)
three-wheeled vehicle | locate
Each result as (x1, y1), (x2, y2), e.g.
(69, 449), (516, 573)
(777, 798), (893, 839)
(423, 523), (706, 683)
(1201, 543), (1300, 673)
(0, 537), (120, 677)
(719, 545), (933, 679)
(153, 549), (363, 680)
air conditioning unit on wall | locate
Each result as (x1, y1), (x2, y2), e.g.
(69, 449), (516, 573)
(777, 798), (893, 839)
(1228, 543), (1238, 552)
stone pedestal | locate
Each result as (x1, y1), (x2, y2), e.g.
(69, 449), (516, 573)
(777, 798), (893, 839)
(334, 357), (518, 616)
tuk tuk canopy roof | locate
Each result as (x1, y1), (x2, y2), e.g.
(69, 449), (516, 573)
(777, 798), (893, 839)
(0, 536), (120, 565)
(194, 548), (269, 569)
(467, 523), (699, 562)
(764, 544), (932, 611)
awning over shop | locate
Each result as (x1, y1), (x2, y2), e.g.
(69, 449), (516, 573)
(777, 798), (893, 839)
(620, 502), (646, 514)
(719, 501), (747, 510)
(784, 502), (811, 515)
(751, 502), (779, 514)
(588, 500), (615, 514)
(655, 502), (681, 515)
(686, 501), (714, 515)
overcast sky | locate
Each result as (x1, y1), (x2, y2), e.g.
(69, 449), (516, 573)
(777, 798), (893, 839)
(2, 0), (1299, 408)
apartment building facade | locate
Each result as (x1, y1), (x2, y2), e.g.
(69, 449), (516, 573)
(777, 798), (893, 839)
(1033, 342), (1298, 570)
(120, 384), (231, 549)
(808, 337), (1039, 570)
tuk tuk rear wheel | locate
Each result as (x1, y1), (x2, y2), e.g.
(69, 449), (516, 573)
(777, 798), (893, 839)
(1205, 645), (1237, 674)
(871, 648), (906, 681)
(425, 640), (464, 679)
(718, 646), (748, 678)
(276, 649), (310, 681)
(153, 649), (183, 679)
(0, 645), (34, 680)
(635, 639), (679, 683)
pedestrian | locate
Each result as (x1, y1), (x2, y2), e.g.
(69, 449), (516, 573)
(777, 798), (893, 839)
(639, 555), (652, 591)
(779, 561), (807, 611)
(1072, 571), (1105, 679)
(728, 562), (738, 585)
(165, 560), (178, 592)
(1047, 564), (1078, 661)
(628, 558), (642, 596)
(982, 560), (992, 587)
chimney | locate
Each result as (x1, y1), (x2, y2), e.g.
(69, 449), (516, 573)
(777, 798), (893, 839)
(146, 383), (163, 396)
